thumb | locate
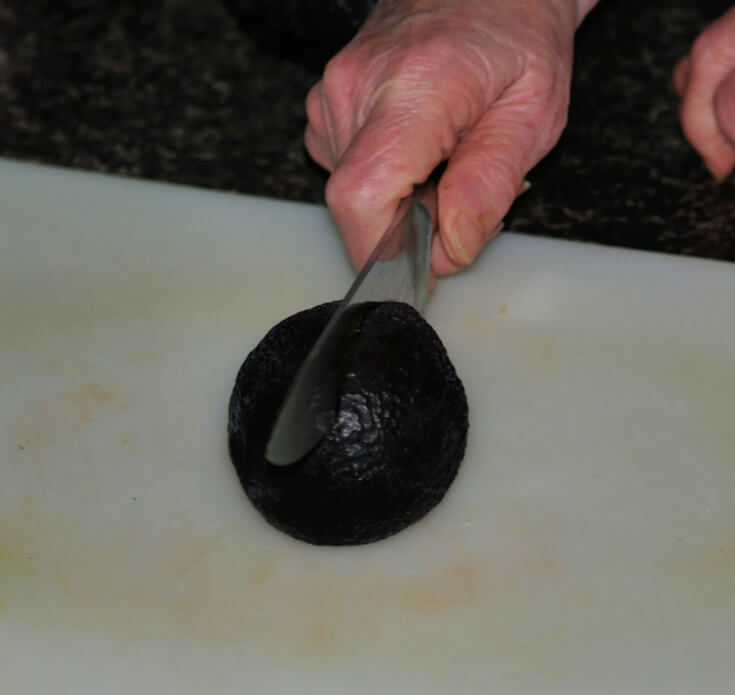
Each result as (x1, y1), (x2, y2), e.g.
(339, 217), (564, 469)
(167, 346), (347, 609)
(714, 67), (735, 148)
(432, 90), (566, 275)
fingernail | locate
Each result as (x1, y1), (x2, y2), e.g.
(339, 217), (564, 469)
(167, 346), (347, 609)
(451, 212), (483, 266)
(518, 179), (532, 196)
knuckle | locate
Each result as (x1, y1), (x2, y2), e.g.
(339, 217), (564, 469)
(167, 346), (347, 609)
(690, 32), (721, 66)
(325, 168), (367, 219)
(385, 33), (462, 85)
(524, 56), (569, 105)
(412, 34), (458, 67)
(321, 50), (365, 114)
(322, 52), (355, 93)
(526, 63), (558, 96)
(517, 64), (570, 146)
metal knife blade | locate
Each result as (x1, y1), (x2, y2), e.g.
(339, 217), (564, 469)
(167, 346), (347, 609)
(265, 189), (433, 466)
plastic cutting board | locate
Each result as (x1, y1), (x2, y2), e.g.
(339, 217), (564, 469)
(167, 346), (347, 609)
(1, 159), (734, 694)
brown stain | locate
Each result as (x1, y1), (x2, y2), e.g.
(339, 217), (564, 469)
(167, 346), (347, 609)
(1, 506), (487, 653)
(698, 543), (735, 576)
(0, 496), (39, 610)
(250, 561), (274, 587)
(126, 351), (158, 364)
(499, 304), (508, 316)
(478, 318), (560, 376)
(290, 583), (342, 659)
(528, 332), (559, 371)
(173, 533), (224, 579)
(233, 555), (488, 661)
(69, 383), (117, 435)
(13, 420), (41, 449)
(3, 500), (735, 683)
(12, 381), (125, 444)
(302, 621), (337, 657)
(372, 562), (481, 614)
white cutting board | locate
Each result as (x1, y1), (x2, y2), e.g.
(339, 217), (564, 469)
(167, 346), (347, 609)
(1, 158), (734, 694)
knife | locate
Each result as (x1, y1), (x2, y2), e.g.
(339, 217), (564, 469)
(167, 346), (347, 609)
(265, 188), (434, 466)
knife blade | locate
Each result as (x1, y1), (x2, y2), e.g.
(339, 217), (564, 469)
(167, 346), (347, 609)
(265, 188), (433, 466)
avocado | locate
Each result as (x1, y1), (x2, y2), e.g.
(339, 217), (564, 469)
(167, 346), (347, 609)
(227, 300), (468, 545)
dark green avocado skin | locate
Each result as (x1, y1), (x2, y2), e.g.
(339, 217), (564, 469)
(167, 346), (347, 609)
(228, 301), (469, 546)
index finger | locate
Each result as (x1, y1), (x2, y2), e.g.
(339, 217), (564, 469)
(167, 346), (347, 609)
(325, 88), (453, 270)
(679, 18), (735, 178)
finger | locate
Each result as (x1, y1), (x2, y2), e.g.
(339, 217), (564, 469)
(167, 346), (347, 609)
(432, 179), (527, 275)
(305, 82), (340, 167)
(432, 90), (565, 273)
(714, 67), (735, 147)
(680, 75), (735, 180)
(305, 82), (327, 139)
(673, 55), (690, 97)
(325, 94), (462, 270)
(304, 123), (334, 171)
(680, 34), (735, 179)
(431, 221), (503, 276)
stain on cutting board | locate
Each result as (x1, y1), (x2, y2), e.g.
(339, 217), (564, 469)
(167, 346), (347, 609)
(2, 472), (734, 685)
(2, 325), (735, 691)
(2, 163), (735, 691)
(12, 379), (126, 447)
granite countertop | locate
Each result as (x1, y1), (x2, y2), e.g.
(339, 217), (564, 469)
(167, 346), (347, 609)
(1, 0), (733, 261)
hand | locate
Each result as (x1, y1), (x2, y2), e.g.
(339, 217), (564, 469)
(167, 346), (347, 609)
(305, 0), (596, 276)
(674, 6), (735, 180)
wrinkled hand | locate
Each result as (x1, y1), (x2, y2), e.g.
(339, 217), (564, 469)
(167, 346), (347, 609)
(306, 0), (595, 276)
(674, 6), (735, 180)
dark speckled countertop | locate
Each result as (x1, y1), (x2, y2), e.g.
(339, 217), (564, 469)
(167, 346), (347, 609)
(1, 0), (734, 260)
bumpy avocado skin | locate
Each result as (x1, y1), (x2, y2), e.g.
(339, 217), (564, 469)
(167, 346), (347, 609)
(228, 301), (468, 545)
